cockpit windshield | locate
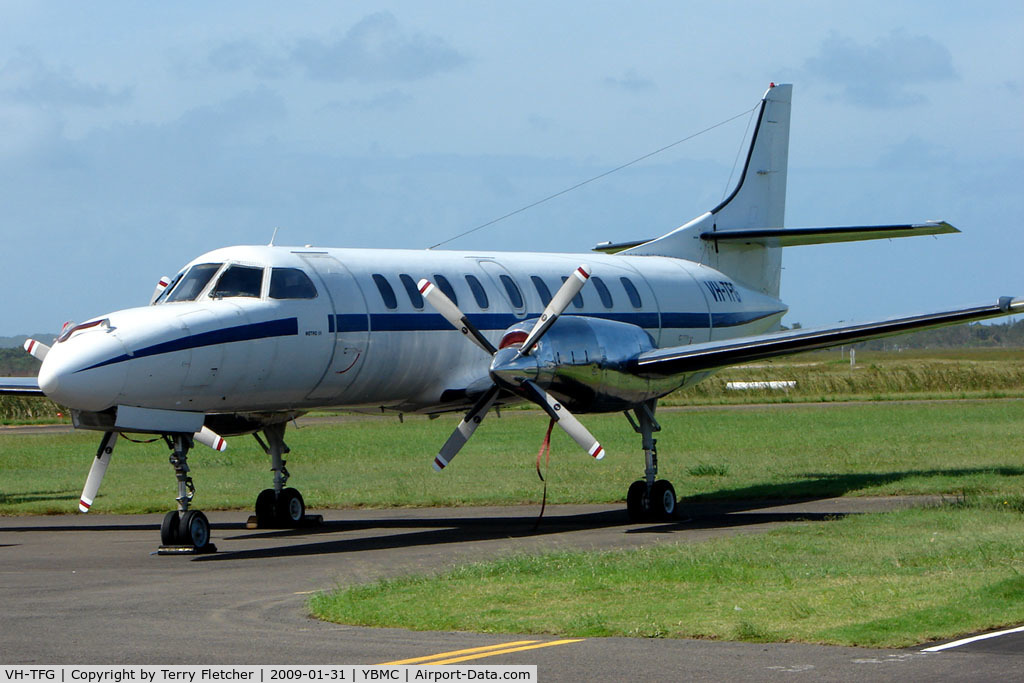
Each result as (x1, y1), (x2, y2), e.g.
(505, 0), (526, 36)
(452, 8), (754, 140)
(211, 265), (264, 299)
(164, 263), (222, 303)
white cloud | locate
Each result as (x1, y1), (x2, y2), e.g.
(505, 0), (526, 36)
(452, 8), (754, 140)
(0, 50), (132, 107)
(804, 29), (957, 107)
(603, 68), (656, 93)
(199, 13), (468, 85)
(291, 12), (468, 83)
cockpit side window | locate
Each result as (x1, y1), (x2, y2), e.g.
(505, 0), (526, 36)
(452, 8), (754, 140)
(164, 263), (222, 303)
(270, 268), (318, 299)
(212, 265), (264, 299)
(154, 271), (185, 304)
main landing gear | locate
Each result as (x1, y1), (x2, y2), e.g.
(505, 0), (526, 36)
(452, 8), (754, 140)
(624, 400), (677, 522)
(158, 434), (215, 553)
(250, 422), (318, 529)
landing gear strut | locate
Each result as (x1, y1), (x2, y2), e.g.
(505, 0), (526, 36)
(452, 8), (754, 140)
(250, 422), (316, 528)
(158, 434), (214, 553)
(624, 400), (676, 522)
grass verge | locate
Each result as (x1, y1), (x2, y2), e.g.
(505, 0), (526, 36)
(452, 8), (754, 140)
(2, 400), (1024, 515)
(310, 496), (1024, 648)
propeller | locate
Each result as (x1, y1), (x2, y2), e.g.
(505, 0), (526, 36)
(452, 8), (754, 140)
(23, 338), (50, 362)
(150, 275), (172, 304)
(23, 327), (229, 512)
(194, 425), (228, 452)
(79, 431), (117, 512)
(77, 427), (226, 513)
(419, 265), (604, 470)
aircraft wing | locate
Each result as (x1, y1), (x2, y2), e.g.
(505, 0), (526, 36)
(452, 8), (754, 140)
(0, 377), (45, 397)
(635, 297), (1024, 377)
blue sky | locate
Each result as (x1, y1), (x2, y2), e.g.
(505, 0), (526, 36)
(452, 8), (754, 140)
(0, 1), (1021, 335)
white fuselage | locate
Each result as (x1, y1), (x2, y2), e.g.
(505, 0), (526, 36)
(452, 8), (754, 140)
(38, 245), (787, 416)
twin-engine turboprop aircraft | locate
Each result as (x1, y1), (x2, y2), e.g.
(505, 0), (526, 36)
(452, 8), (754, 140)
(3, 84), (1020, 552)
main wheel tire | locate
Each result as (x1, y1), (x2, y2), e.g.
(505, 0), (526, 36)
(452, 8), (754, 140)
(650, 480), (676, 521)
(626, 480), (648, 522)
(160, 511), (181, 545)
(275, 488), (305, 526)
(255, 488), (277, 527)
(178, 510), (211, 550)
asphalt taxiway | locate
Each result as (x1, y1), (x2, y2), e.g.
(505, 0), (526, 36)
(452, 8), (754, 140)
(1, 500), (1021, 681)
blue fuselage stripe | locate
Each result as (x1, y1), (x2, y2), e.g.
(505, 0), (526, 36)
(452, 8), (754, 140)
(76, 318), (299, 373)
(331, 310), (780, 332)
(77, 308), (783, 374)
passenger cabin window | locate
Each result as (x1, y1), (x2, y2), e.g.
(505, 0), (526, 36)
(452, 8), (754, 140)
(561, 276), (585, 308)
(592, 276), (614, 309)
(372, 274), (398, 310)
(465, 274), (489, 309)
(499, 274), (524, 309)
(269, 268), (318, 299)
(621, 277), (643, 308)
(399, 274), (424, 309)
(531, 276), (552, 306)
(165, 263), (222, 303)
(433, 274), (457, 306)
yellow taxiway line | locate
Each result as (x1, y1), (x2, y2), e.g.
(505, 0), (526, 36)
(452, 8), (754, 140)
(381, 638), (584, 665)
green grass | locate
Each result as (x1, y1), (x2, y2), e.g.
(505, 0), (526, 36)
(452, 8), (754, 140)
(3, 400), (1024, 515)
(310, 496), (1024, 647)
(5, 394), (1024, 648)
(668, 349), (1024, 406)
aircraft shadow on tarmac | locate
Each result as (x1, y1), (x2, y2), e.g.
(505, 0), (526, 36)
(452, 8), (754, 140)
(193, 505), (897, 562)
(3, 467), (1020, 558)
(196, 465), (1023, 562)
(691, 467), (1024, 502)
(0, 489), (78, 506)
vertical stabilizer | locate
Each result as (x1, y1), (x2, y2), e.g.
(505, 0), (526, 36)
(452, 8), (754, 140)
(623, 84), (792, 297)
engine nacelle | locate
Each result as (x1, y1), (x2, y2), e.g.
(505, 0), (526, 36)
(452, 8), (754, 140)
(491, 316), (665, 412)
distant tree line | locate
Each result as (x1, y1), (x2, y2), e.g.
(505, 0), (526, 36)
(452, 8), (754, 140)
(0, 348), (40, 377)
(852, 319), (1024, 350)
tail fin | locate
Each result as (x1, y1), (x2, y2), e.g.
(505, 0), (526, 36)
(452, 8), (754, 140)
(621, 83), (792, 297)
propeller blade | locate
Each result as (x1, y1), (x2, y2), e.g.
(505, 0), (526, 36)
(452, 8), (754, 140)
(194, 426), (227, 452)
(522, 380), (604, 460)
(519, 265), (590, 356)
(150, 275), (171, 304)
(23, 338), (50, 362)
(433, 384), (500, 471)
(79, 431), (118, 513)
(419, 278), (497, 355)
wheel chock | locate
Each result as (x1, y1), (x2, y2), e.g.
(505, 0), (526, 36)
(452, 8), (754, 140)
(154, 543), (218, 555)
(245, 514), (323, 530)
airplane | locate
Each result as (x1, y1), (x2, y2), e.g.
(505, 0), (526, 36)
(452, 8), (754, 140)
(2, 83), (1020, 553)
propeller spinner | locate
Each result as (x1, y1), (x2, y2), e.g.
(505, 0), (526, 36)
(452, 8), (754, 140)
(419, 266), (604, 470)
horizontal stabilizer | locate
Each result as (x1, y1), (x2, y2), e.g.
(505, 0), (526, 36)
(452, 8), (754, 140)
(700, 221), (958, 247)
(636, 296), (1024, 377)
(0, 377), (45, 397)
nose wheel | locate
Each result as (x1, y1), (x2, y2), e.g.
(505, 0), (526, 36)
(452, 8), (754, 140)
(157, 435), (216, 554)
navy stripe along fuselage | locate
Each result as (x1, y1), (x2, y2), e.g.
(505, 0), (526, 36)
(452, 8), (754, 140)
(75, 318), (299, 373)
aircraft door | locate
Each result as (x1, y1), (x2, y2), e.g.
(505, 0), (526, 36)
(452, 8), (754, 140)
(298, 253), (370, 402)
(477, 259), (527, 320)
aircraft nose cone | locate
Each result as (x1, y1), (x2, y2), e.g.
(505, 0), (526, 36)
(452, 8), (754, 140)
(489, 347), (540, 389)
(39, 326), (129, 412)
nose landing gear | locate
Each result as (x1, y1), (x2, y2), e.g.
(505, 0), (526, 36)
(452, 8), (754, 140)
(157, 434), (215, 554)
